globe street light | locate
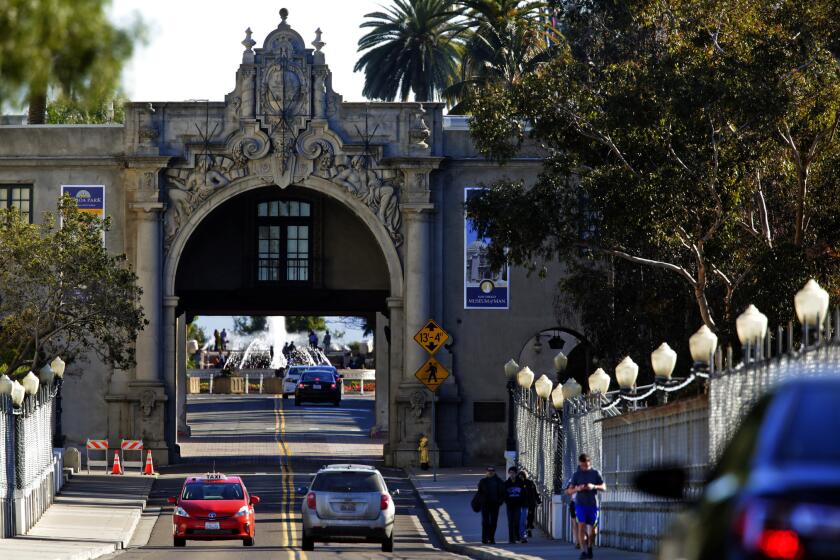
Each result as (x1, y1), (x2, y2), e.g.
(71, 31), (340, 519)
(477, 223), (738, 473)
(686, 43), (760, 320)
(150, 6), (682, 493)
(588, 368), (610, 394)
(689, 325), (718, 367)
(534, 374), (553, 400)
(651, 343), (677, 382)
(615, 356), (639, 392)
(0, 374), (12, 396)
(504, 359), (520, 379)
(737, 305), (768, 360)
(38, 363), (55, 386)
(561, 378), (582, 400)
(795, 279), (829, 327)
(551, 384), (565, 410)
(21, 371), (40, 396)
(10, 380), (25, 408)
(50, 356), (66, 379)
(553, 352), (568, 382)
(517, 366), (535, 390)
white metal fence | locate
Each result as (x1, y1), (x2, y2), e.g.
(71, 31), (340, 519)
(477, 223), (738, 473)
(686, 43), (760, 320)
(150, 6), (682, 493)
(0, 383), (63, 538)
(513, 316), (840, 552)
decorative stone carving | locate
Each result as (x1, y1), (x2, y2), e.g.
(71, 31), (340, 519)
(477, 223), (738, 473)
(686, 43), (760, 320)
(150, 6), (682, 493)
(409, 391), (425, 419)
(139, 390), (156, 417)
(410, 104), (431, 151)
(139, 125), (159, 143)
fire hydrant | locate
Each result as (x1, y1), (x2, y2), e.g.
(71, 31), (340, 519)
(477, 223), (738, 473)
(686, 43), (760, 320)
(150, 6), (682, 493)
(418, 434), (430, 470)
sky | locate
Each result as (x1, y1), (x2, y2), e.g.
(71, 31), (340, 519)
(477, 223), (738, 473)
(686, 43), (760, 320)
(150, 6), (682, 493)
(109, 0), (386, 103)
(108, 1), (384, 342)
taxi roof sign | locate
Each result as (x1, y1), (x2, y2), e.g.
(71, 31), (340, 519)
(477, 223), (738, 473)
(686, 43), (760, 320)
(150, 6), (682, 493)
(413, 319), (449, 355)
(414, 356), (450, 393)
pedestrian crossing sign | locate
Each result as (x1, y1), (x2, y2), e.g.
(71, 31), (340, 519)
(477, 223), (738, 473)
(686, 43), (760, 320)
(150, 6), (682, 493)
(413, 319), (450, 355)
(415, 356), (450, 393)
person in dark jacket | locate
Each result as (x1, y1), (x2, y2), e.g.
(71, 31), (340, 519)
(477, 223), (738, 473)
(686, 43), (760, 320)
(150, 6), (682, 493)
(504, 467), (525, 543)
(477, 466), (505, 544)
(518, 470), (541, 539)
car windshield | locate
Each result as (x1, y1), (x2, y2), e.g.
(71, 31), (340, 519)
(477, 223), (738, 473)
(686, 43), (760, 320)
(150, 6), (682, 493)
(301, 372), (333, 382)
(182, 482), (244, 501)
(774, 387), (840, 464)
(311, 472), (384, 493)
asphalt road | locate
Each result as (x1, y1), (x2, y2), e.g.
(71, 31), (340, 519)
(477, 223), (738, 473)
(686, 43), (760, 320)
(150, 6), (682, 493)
(109, 393), (464, 560)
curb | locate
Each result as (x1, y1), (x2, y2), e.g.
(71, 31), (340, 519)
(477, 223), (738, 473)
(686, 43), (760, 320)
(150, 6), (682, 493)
(407, 474), (539, 560)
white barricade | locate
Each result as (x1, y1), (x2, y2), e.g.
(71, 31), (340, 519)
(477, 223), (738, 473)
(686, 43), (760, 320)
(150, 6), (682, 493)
(120, 439), (144, 472)
(86, 439), (109, 473)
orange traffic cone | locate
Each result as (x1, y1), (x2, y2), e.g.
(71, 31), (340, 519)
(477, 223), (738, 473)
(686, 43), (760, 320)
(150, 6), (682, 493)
(111, 451), (123, 475)
(143, 450), (156, 476)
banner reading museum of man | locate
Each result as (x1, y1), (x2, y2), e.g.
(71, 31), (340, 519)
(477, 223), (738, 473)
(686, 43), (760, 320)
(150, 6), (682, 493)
(464, 187), (509, 309)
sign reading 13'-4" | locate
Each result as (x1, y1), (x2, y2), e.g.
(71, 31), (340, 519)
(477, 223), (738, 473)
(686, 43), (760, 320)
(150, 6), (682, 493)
(464, 187), (509, 309)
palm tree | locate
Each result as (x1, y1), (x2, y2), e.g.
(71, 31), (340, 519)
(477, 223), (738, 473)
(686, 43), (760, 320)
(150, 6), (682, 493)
(355, 0), (463, 102)
(446, 0), (560, 113)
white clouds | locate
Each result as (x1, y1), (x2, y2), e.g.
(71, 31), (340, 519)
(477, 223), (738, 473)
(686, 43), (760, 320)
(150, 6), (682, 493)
(110, 0), (383, 102)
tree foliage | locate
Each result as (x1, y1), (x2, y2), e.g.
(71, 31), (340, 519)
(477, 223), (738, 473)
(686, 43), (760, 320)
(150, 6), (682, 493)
(0, 196), (146, 378)
(466, 0), (840, 351)
(286, 316), (328, 333)
(0, 0), (145, 123)
(233, 316), (268, 336)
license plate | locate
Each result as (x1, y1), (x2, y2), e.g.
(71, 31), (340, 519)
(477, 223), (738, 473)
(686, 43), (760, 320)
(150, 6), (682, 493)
(340, 503), (355, 512)
(204, 522), (220, 530)
(313, 384), (322, 390)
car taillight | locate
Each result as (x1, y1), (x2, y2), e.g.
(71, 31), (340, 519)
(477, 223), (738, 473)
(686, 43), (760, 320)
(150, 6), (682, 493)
(306, 492), (316, 510)
(298, 383), (305, 389)
(734, 499), (804, 560)
(380, 494), (390, 510)
(757, 529), (802, 560)
(330, 383), (336, 389)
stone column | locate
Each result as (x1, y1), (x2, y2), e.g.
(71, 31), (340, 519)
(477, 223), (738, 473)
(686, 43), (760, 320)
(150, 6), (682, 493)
(130, 202), (165, 383)
(373, 312), (390, 436)
(176, 310), (190, 438)
(401, 205), (434, 380)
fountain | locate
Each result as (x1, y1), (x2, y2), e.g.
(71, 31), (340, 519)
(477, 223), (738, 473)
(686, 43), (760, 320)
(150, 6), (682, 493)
(214, 316), (330, 371)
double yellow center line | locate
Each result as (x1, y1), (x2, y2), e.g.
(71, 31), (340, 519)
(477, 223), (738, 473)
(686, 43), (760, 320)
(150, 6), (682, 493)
(274, 395), (306, 559)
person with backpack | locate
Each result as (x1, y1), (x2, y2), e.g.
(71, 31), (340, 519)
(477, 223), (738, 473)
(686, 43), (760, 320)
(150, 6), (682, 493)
(504, 467), (525, 543)
(474, 466), (505, 544)
(518, 470), (541, 539)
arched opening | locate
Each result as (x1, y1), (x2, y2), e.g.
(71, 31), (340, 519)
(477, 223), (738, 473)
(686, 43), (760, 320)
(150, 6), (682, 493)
(165, 181), (401, 463)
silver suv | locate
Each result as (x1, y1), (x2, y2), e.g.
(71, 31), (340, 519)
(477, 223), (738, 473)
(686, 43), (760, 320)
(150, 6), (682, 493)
(298, 464), (397, 552)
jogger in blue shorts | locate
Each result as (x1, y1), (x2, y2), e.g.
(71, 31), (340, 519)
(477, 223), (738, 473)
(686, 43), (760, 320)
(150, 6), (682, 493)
(566, 453), (606, 559)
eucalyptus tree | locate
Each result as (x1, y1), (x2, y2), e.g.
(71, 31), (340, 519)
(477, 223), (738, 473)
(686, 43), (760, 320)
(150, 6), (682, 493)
(465, 0), (840, 347)
(355, 0), (463, 102)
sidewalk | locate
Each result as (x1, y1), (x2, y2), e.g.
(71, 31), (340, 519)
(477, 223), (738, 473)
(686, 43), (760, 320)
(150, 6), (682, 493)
(408, 467), (652, 560)
(0, 473), (154, 560)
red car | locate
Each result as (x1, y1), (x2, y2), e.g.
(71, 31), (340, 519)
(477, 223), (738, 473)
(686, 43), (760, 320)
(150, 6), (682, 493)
(168, 473), (260, 547)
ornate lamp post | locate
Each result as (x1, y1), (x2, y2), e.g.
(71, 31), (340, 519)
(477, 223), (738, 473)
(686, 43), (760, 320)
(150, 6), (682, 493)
(553, 351), (568, 383)
(737, 305), (768, 361)
(689, 325), (718, 372)
(651, 343), (677, 403)
(10, 380), (25, 408)
(503, 359), (519, 453)
(561, 377), (582, 401)
(588, 368), (610, 395)
(795, 279), (829, 346)
(534, 374), (553, 414)
(50, 356), (66, 446)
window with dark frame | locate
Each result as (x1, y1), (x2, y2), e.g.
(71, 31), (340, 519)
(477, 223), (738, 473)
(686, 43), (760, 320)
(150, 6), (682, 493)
(0, 184), (32, 223)
(256, 199), (311, 283)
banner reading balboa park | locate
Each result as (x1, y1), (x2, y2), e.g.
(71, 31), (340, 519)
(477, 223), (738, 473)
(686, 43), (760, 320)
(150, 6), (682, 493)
(464, 187), (509, 309)
(61, 185), (105, 217)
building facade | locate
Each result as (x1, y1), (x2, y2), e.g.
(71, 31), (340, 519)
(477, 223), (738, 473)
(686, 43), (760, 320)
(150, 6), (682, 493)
(0, 12), (565, 467)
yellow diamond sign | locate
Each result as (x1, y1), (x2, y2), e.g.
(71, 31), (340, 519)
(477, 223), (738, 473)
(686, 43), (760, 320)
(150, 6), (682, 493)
(413, 319), (450, 355)
(415, 356), (449, 393)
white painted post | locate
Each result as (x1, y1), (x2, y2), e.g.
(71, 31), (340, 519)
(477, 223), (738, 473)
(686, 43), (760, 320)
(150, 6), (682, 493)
(259, 374), (264, 394)
(360, 375), (365, 395)
(245, 373), (250, 394)
(209, 373), (214, 394)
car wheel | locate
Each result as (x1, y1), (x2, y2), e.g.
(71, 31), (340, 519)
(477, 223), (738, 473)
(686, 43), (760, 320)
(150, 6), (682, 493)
(243, 536), (254, 547)
(302, 532), (314, 551)
(282, 393), (288, 400)
(382, 532), (394, 552)
(294, 398), (301, 406)
(174, 537), (186, 547)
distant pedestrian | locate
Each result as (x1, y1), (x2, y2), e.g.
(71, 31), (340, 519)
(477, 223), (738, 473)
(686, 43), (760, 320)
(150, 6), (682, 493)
(417, 434), (430, 470)
(322, 330), (332, 350)
(220, 328), (228, 351)
(476, 466), (505, 544)
(567, 476), (580, 549)
(213, 329), (221, 352)
(518, 470), (541, 539)
(566, 453), (606, 559)
(504, 467), (524, 544)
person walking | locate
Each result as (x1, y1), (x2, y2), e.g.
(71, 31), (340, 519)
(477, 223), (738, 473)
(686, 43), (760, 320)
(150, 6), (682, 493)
(308, 330), (318, 348)
(503, 467), (524, 544)
(213, 329), (221, 352)
(322, 330), (332, 350)
(476, 466), (505, 544)
(567, 453), (606, 559)
(568, 476), (581, 549)
(518, 470), (541, 539)
(220, 328), (228, 351)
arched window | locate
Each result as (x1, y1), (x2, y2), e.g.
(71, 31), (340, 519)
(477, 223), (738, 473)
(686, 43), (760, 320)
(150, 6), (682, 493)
(256, 199), (311, 282)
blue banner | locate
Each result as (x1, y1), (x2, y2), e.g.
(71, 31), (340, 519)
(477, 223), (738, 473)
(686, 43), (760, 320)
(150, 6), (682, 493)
(61, 185), (105, 217)
(464, 187), (509, 309)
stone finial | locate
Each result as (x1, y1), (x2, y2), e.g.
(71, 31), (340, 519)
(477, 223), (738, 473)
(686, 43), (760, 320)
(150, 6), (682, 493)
(242, 27), (256, 52)
(312, 28), (325, 52)
(279, 8), (289, 23)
